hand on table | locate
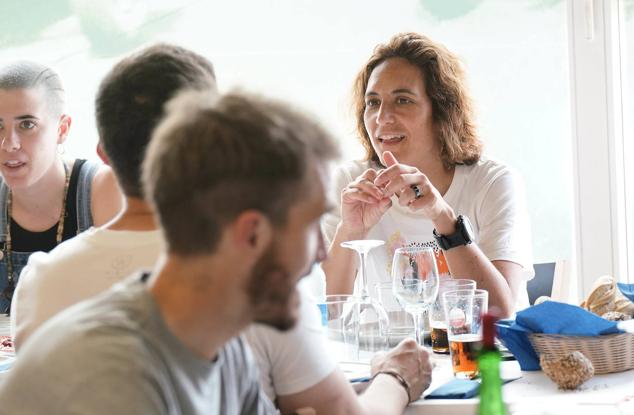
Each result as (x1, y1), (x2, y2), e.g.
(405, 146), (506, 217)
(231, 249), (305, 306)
(370, 338), (433, 402)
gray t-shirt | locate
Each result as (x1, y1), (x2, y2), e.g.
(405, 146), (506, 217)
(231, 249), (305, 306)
(0, 273), (276, 415)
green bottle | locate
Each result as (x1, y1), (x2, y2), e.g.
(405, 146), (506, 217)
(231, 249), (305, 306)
(477, 313), (507, 415)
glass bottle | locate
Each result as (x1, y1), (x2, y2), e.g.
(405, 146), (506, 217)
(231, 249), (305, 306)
(477, 313), (507, 415)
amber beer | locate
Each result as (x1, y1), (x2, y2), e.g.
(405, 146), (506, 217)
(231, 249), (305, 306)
(449, 334), (482, 379)
(430, 323), (449, 354)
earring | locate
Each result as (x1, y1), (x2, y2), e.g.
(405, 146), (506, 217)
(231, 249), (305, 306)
(57, 143), (66, 155)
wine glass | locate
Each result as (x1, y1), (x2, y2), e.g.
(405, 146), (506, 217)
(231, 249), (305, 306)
(391, 246), (440, 346)
(341, 240), (389, 357)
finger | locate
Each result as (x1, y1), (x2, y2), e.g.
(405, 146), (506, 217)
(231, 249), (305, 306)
(356, 170), (384, 198)
(406, 183), (435, 210)
(419, 348), (433, 373)
(370, 351), (386, 367)
(374, 163), (417, 187)
(399, 338), (418, 350)
(342, 187), (381, 204)
(398, 182), (427, 208)
(351, 178), (384, 200)
(383, 151), (399, 167)
(359, 168), (378, 181)
(382, 172), (426, 201)
(378, 197), (392, 213)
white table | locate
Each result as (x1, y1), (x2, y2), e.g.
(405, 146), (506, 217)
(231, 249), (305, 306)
(404, 354), (634, 415)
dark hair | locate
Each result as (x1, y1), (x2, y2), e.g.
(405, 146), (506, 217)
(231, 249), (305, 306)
(95, 43), (217, 198)
(0, 61), (65, 116)
(143, 91), (339, 256)
(352, 32), (482, 168)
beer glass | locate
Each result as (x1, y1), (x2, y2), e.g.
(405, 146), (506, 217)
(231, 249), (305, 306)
(430, 278), (476, 354)
(391, 246), (439, 346)
(442, 289), (488, 379)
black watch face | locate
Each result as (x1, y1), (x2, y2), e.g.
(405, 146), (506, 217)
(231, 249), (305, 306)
(462, 216), (474, 241)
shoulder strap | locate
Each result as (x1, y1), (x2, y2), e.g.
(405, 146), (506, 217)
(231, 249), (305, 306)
(75, 159), (100, 232)
(0, 179), (8, 242)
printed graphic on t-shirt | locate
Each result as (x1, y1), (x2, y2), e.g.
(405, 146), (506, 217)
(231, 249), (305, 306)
(385, 230), (450, 277)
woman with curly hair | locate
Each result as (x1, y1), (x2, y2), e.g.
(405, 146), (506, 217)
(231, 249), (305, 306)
(322, 33), (533, 316)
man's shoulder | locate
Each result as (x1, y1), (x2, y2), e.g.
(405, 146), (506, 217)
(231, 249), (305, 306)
(18, 229), (100, 286)
(1, 304), (165, 414)
(242, 287), (326, 365)
(20, 228), (159, 285)
(220, 335), (254, 369)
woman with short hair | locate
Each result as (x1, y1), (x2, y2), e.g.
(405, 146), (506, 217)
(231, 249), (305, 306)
(0, 61), (121, 313)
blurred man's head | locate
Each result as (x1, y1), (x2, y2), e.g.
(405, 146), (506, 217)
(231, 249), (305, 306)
(95, 43), (216, 198)
(143, 91), (338, 330)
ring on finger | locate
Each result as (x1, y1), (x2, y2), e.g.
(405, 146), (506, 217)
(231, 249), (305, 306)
(410, 184), (423, 199)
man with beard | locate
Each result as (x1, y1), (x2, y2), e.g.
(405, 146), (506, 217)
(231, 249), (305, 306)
(0, 87), (337, 413)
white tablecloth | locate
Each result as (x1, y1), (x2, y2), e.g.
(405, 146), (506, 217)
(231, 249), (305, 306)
(405, 354), (634, 415)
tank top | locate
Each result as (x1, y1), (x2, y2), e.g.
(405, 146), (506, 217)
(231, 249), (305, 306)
(0, 159), (98, 313)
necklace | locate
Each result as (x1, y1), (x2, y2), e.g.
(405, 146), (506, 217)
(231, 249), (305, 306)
(2, 162), (71, 308)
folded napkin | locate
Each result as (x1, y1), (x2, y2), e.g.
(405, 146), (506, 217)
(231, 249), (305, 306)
(617, 283), (634, 303)
(425, 379), (480, 399)
(496, 301), (623, 371)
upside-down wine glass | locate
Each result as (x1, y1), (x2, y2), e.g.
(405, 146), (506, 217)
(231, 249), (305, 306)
(391, 246), (440, 346)
(340, 240), (389, 358)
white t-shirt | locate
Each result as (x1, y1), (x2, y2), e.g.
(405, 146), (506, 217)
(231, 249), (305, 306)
(322, 158), (534, 311)
(243, 276), (337, 400)
(11, 226), (336, 401)
(11, 227), (164, 346)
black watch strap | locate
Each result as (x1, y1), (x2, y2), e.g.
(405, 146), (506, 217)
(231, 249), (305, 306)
(433, 215), (474, 251)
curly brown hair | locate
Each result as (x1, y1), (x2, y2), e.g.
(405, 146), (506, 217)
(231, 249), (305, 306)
(352, 32), (482, 168)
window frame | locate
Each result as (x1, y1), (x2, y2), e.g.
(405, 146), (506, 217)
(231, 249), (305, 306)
(568, 0), (630, 300)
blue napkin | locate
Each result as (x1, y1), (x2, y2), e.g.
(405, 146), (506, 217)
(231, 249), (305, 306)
(496, 301), (623, 371)
(618, 283), (634, 302)
(425, 379), (480, 399)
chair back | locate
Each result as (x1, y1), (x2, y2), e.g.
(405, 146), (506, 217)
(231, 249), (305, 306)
(528, 262), (557, 305)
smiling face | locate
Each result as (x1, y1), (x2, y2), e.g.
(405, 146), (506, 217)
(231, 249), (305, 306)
(248, 162), (331, 330)
(363, 57), (435, 167)
(0, 87), (68, 190)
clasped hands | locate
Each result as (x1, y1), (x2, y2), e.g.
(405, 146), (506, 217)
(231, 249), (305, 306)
(341, 151), (451, 236)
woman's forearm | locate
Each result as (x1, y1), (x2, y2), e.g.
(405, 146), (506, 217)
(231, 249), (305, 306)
(443, 244), (519, 317)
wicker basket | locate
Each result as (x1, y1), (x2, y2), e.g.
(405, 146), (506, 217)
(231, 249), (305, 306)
(528, 332), (634, 374)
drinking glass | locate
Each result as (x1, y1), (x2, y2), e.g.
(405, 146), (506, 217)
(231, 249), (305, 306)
(390, 246), (440, 346)
(442, 289), (488, 379)
(375, 282), (415, 347)
(340, 240), (389, 356)
(317, 295), (359, 362)
(430, 278), (476, 354)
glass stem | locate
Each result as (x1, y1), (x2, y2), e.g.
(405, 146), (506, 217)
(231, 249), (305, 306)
(412, 312), (422, 345)
(358, 251), (369, 299)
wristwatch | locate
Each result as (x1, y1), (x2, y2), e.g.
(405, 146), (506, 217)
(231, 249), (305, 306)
(433, 215), (474, 251)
